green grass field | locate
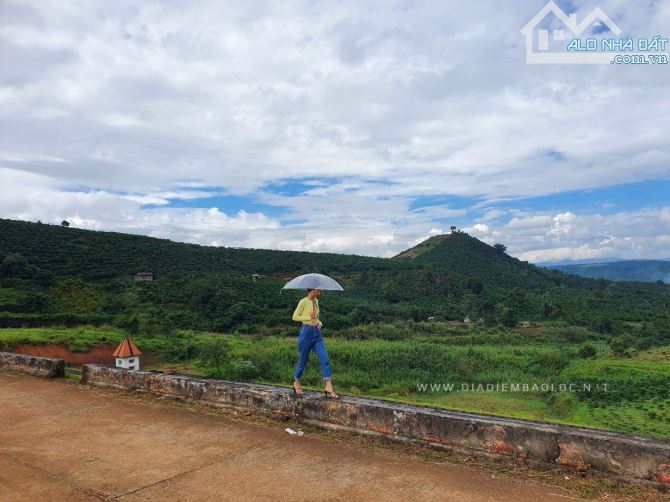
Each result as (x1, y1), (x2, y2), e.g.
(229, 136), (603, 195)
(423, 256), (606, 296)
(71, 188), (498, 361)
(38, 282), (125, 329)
(1, 326), (668, 439)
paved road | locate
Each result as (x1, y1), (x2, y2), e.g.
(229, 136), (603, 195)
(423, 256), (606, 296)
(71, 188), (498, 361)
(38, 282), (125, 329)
(0, 372), (575, 501)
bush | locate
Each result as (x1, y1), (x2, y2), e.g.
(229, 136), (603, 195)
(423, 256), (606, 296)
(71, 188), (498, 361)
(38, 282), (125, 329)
(608, 334), (635, 357)
(532, 350), (570, 374)
(338, 322), (411, 341)
(67, 339), (91, 353)
(593, 318), (614, 334)
(159, 340), (198, 363)
(548, 393), (578, 418)
(577, 343), (597, 359)
(234, 323), (250, 334)
(560, 359), (670, 404)
(557, 327), (589, 343)
(636, 337), (656, 351)
(231, 359), (259, 379)
(124, 308), (176, 337)
(48, 278), (105, 314)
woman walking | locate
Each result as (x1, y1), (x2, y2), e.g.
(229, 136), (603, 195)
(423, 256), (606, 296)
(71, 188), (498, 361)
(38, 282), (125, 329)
(292, 288), (340, 398)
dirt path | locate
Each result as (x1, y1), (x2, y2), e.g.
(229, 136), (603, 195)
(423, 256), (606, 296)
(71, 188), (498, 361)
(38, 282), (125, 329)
(0, 372), (581, 501)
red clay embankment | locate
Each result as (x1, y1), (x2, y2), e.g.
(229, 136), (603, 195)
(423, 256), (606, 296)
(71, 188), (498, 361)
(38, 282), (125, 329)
(11, 343), (157, 367)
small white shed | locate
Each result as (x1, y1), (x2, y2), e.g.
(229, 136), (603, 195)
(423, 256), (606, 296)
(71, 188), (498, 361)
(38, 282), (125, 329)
(112, 337), (142, 370)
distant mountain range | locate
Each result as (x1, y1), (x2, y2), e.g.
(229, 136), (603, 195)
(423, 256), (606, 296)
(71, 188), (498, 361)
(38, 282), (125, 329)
(536, 257), (626, 267)
(543, 260), (670, 283)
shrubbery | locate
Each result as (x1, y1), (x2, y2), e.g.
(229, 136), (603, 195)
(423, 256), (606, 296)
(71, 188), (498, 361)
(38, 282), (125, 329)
(577, 343), (597, 358)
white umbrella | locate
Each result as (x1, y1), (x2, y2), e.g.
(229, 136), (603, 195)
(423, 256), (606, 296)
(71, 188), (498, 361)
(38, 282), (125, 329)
(280, 272), (345, 292)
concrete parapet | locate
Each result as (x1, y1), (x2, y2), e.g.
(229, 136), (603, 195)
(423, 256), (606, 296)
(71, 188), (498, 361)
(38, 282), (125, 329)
(0, 351), (65, 378)
(81, 364), (670, 485)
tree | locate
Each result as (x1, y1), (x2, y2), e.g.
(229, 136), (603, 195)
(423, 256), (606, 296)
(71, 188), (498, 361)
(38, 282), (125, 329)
(467, 278), (483, 294)
(350, 304), (376, 324)
(609, 334), (635, 357)
(380, 280), (403, 303)
(228, 301), (256, 324)
(541, 299), (565, 320)
(189, 280), (233, 318)
(199, 337), (230, 377)
(499, 308), (518, 327)
(594, 318), (614, 334)
(48, 278), (105, 314)
(506, 287), (529, 313)
(493, 243), (507, 255)
(496, 303), (518, 327)
(450, 225), (457, 233)
(61, 220), (70, 227)
(0, 253), (29, 278)
(136, 307), (174, 336)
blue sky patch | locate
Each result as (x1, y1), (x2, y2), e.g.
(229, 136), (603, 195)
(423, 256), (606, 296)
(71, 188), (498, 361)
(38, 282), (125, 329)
(145, 194), (289, 217)
(262, 177), (340, 195)
(482, 178), (670, 220)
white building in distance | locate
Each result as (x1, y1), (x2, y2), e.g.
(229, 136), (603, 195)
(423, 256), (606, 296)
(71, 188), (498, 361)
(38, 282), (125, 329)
(112, 337), (142, 370)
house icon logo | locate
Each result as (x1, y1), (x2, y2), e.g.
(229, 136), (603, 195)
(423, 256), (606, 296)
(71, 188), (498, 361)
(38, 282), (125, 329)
(521, 1), (622, 64)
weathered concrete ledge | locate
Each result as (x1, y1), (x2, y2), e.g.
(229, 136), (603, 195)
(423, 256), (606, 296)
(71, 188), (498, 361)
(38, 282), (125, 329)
(81, 364), (670, 486)
(0, 351), (65, 378)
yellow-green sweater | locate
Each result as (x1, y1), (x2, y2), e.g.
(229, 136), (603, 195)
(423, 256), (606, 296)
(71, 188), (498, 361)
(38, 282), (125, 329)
(292, 296), (322, 329)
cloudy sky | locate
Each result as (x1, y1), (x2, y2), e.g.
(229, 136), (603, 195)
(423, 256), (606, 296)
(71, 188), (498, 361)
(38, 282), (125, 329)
(1, 0), (669, 262)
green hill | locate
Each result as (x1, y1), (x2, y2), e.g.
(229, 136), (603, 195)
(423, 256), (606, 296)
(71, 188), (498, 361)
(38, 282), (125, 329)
(0, 218), (668, 344)
(0, 218), (400, 281)
(393, 231), (564, 289)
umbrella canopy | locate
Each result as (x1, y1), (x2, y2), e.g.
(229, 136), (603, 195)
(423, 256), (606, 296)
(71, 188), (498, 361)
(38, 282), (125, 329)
(280, 273), (344, 292)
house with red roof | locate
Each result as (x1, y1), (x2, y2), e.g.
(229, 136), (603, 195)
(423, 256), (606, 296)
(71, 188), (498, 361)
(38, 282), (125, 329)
(112, 337), (142, 370)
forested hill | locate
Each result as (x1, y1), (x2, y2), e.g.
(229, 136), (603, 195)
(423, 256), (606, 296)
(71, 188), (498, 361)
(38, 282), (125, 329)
(0, 218), (668, 342)
(0, 218), (399, 281)
(2, 218), (565, 287)
(393, 232), (562, 289)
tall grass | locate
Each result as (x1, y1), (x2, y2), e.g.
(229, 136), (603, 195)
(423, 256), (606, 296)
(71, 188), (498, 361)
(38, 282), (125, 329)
(2, 326), (668, 438)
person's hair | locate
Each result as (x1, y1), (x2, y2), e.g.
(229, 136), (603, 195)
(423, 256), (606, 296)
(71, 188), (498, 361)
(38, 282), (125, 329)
(306, 288), (313, 292)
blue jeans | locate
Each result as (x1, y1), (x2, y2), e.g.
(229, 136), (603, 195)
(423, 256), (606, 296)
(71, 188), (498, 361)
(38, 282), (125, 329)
(293, 324), (332, 381)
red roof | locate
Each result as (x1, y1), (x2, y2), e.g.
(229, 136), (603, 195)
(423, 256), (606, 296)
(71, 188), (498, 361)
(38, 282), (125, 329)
(112, 337), (142, 358)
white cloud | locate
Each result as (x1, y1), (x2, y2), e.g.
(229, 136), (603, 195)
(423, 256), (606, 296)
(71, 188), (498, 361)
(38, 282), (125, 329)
(0, 1), (669, 259)
(480, 209), (507, 221)
(660, 208), (670, 227)
(492, 208), (670, 262)
(408, 228), (445, 247)
(506, 215), (553, 231)
(548, 212), (577, 238)
(518, 245), (610, 263)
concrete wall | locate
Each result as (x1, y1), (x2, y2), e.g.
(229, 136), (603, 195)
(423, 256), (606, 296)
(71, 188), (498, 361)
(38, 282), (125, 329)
(0, 351), (65, 378)
(81, 364), (670, 486)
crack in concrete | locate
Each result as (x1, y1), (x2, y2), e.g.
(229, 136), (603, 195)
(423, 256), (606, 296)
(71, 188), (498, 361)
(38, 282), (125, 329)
(0, 450), (110, 501)
(112, 444), (269, 499)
